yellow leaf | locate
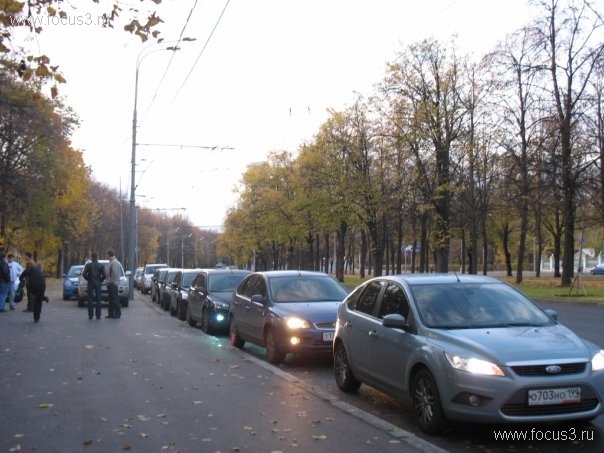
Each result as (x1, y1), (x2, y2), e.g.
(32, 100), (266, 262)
(39, 403), (53, 409)
(46, 6), (56, 16)
(83, 439), (93, 445)
(312, 435), (327, 440)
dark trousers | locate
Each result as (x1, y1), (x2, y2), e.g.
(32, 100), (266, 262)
(32, 292), (44, 321)
(87, 282), (102, 319)
(26, 287), (34, 311)
(107, 283), (121, 318)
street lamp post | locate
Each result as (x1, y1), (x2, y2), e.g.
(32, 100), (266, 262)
(129, 39), (194, 299)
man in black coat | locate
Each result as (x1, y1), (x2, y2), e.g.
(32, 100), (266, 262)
(19, 260), (47, 323)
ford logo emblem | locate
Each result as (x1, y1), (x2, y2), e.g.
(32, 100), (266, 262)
(545, 365), (562, 374)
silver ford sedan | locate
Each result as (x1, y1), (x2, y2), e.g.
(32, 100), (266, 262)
(333, 274), (604, 434)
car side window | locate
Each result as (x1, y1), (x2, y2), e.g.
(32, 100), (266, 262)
(238, 276), (256, 298)
(255, 277), (268, 299)
(378, 283), (410, 319)
(354, 281), (383, 316)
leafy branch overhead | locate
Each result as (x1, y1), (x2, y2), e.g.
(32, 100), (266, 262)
(0, 0), (164, 95)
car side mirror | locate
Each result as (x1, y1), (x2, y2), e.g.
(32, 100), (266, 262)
(544, 309), (558, 321)
(382, 313), (408, 330)
(251, 294), (266, 305)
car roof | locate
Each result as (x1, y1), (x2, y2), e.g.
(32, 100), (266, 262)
(252, 270), (334, 278)
(366, 273), (503, 286)
(199, 268), (251, 275)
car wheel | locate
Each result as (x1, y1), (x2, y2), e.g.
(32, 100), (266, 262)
(77, 298), (85, 308)
(151, 291), (156, 302)
(334, 342), (361, 393)
(121, 299), (129, 308)
(412, 369), (447, 435)
(186, 307), (197, 327)
(229, 318), (245, 348)
(178, 301), (186, 321)
(201, 308), (214, 334)
(265, 328), (285, 364)
(169, 302), (176, 316)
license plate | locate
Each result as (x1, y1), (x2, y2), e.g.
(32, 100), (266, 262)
(322, 332), (334, 342)
(527, 387), (581, 406)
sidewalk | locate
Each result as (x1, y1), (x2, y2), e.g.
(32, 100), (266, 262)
(0, 279), (444, 453)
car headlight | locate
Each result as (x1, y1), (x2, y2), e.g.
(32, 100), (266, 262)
(591, 350), (604, 371)
(286, 317), (310, 329)
(445, 352), (504, 376)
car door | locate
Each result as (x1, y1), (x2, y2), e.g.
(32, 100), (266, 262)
(367, 282), (416, 395)
(245, 275), (268, 345)
(231, 274), (257, 338)
(341, 280), (384, 380)
(188, 273), (206, 321)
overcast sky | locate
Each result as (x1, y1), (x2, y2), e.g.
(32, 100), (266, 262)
(16, 0), (532, 229)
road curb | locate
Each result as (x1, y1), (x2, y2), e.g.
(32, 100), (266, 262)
(232, 347), (448, 453)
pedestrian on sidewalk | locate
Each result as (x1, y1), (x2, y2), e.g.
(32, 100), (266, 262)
(22, 252), (36, 312)
(105, 249), (122, 319)
(19, 260), (47, 323)
(82, 252), (106, 320)
(7, 254), (24, 311)
(0, 252), (11, 313)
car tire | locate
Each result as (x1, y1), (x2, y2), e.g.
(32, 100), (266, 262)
(412, 369), (448, 435)
(229, 318), (245, 349)
(201, 308), (214, 335)
(334, 342), (361, 393)
(169, 302), (176, 316)
(77, 298), (85, 307)
(186, 308), (197, 327)
(151, 291), (156, 302)
(178, 301), (186, 321)
(121, 299), (129, 308)
(265, 327), (285, 364)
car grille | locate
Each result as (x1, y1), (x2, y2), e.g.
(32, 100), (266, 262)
(315, 322), (336, 329)
(501, 385), (599, 416)
(511, 362), (586, 376)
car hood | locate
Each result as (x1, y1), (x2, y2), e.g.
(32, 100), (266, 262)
(429, 324), (593, 365)
(273, 301), (340, 322)
(209, 291), (234, 304)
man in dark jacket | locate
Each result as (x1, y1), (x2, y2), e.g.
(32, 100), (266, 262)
(19, 260), (46, 323)
(0, 252), (11, 313)
(82, 252), (107, 320)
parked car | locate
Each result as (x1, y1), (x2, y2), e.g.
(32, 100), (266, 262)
(159, 268), (181, 311)
(133, 267), (144, 289)
(590, 264), (604, 275)
(229, 270), (349, 363)
(187, 268), (251, 333)
(152, 268), (169, 303)
(141, 263), (169, 294)
(333, 274), (604, 435)
(169, 268), (202, 319)
(77, 260), (130, 307)
(63, 264), (84, 300)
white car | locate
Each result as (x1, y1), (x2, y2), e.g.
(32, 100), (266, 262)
(77, 260), (130, 307)
(141, 263), (169, 295)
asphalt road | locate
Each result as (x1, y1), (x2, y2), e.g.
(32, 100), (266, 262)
(0, 280), (440, 453)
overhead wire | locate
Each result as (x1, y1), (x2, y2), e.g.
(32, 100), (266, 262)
(169, 0), (231, 106)
(139, 0), (202, 125)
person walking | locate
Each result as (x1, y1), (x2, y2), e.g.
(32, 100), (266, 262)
(7, 254), (24, 311)
(82, 252), (106, 320)
(19, 261), (47, 323)
(0, 252), (11, 313)
(22, 252), (35, 312)
(106, 249), (122, 319)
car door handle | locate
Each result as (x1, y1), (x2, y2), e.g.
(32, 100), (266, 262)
(343, 320), (352, 328)
(368, 330), (378, 337)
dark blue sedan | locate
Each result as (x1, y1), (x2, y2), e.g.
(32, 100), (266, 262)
(63, 265), (84, 300)
(591, 264), (604, 275)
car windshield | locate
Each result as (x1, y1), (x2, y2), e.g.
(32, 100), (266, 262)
(269, 276), (348, 303)
(68, 267), (83, 278)
(181, 272), (199, 287)
(410, 282), (554, 329)
(208, 273), (248, 292)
